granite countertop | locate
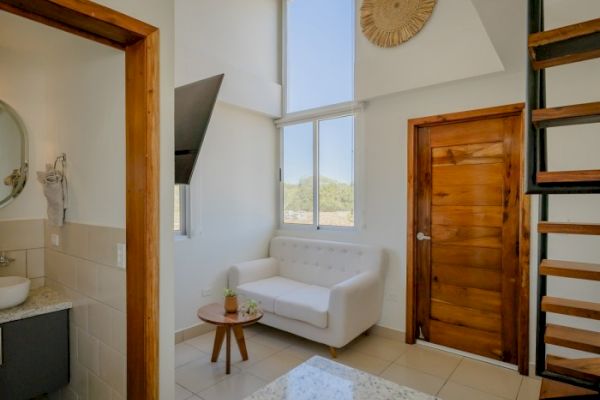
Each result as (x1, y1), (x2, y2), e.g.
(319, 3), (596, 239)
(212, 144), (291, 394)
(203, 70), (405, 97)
(244, 355), (438, 400)
(0, 286), (72, 324)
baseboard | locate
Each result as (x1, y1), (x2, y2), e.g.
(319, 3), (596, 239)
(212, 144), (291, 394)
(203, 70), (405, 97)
(175, 322), (216, 344)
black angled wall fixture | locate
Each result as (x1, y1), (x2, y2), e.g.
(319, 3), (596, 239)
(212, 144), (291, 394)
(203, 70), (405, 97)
(175, 74), (224, 184)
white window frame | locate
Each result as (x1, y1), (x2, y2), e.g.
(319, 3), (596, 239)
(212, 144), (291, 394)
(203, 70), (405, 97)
(276, 102), (364, 232)
(174, 184), (191, 237)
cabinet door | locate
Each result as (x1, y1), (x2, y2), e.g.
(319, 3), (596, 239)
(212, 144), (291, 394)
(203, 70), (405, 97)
(0, 310), (69, 400)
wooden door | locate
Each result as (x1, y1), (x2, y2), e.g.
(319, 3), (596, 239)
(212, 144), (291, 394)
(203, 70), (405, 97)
(413, 110), (525, 364)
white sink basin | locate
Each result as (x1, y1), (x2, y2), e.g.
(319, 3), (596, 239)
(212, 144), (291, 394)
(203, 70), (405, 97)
(0, 276), (30, 310)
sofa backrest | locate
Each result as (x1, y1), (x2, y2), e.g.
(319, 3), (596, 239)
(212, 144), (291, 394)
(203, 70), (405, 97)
(269, 236), (384, 287)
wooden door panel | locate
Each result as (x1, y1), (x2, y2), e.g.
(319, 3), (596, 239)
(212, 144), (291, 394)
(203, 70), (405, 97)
(432, 282), (501, 313)
(432, 225), (503, 248)
(432, 142), (504, 166)
(432, 163), (504, 186)
(432, 205), (503, 227)
(429, 119), (505, 147)
(432, 184), (503, 206)
(431, 245), (502, 269)
(432, 264), (502, 291)
(431, 301), (502, 333)
(429, 320), (503, 360)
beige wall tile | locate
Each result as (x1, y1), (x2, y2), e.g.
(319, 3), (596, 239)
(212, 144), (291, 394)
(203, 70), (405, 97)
(63, 223), (90, 259)
(77, 259), (99, 299)
(30, 277), (45, 289)
(99, 266), (126, 312)
(67, 361), (88, 400)
(0, 250), (26, 277)
(89, 226), (124, 267)
(78, 328), (100, 374)
(26, 248), (45, 278)
(89, 300), (113, 345)
(0, 219), (44, 251)
(99, 343), (126, 396)
(88, 371), (112, 400)
(111, 310), (126, 355)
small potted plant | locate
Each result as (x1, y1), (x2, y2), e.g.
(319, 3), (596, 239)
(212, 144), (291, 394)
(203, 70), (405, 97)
(240, 299), (260, 317)
(223, 288), (238, 313)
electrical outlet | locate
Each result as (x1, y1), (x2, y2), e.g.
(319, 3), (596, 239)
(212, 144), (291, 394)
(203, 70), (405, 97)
(116, 243), (126, 269)
(50, 234), (60, 247)
(201, 288), (212, 297)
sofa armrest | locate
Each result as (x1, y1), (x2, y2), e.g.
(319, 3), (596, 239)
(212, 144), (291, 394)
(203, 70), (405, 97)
(329, 271), (383, 342)
(228, 257), (279, 288)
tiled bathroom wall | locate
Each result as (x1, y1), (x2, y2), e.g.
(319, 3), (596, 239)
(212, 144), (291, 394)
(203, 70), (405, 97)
(0, 219), (45, 288)
(45, 221), (127, 400)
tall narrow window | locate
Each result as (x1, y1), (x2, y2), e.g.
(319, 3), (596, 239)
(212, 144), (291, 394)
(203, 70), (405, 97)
(286, 0), (354, 112)
(282, 122), (314, 225)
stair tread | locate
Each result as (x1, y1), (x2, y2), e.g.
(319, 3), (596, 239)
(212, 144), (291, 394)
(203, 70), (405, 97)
(540, 378), (599, 399)
(529, 18), (600, 69)
(545, 324), (600, 354)
(533, 102), (600, 128)
(538, 222), (600, 235)
(542, 297), (600, 320)
(540, 260), (600, 281)
(537, 170), (600, 184)
(547, 355), (600, 382)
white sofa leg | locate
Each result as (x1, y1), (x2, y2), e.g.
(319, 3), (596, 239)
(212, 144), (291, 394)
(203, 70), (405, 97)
(329, 346), (337, 358)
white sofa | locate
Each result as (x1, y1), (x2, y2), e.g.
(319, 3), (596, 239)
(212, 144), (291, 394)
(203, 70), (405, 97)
(228, 237), (384, 353)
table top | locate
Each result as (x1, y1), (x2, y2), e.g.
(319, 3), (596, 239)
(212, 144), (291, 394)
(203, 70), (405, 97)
(243, 356), (438, 400)
(197, 302), (263, 326)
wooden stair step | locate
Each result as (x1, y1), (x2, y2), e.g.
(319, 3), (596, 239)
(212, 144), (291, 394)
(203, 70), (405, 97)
(541, 260), (600, 281)
(540, 378), (599, 399)
(545, 324), (600, 354)
(529, 18), (600, 70)
(538, 222), (600, 235)
(533, 102), (600, 128)
(537, 170), (600, 184)
(542, 297), (600, 320)
(547, 355), (600, 383)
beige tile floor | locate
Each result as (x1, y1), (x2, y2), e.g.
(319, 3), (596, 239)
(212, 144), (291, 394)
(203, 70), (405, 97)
(175, 324), (541, 400)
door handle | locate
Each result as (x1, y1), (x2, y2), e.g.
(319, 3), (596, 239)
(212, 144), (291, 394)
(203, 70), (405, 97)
(417, 232), (431, 241)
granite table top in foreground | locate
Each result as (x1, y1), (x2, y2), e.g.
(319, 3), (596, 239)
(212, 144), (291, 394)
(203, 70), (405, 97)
(244, 355), (439, 400)
(0, 286), (72, 324)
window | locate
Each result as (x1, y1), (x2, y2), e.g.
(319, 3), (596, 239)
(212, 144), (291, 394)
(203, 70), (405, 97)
(281, 0), (357, 229)
(286, 0), (354, 112)
(173, 184), (188, 235)
(282, 115), (355, 228)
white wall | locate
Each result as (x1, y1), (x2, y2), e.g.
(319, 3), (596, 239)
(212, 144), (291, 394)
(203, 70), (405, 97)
(175, 103), (277, 330)
(175, 0), (282, 117)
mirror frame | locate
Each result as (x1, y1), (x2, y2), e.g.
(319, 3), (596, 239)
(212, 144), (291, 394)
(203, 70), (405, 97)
(0, 99), (29, 209)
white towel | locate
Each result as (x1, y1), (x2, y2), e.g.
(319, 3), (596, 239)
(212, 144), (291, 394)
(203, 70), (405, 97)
(37, 165), (67, 226)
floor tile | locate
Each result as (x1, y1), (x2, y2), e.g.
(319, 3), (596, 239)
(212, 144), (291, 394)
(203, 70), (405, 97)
(217, 339), (281, 369)
(449, 358), (522, 400)
(248, 328), (297, 350)
(175, 356), (240, 394)
(243, 323), (268, 338)
(176, 342), (207, 368)
(346, 335), (407, 361)
(439, 382), (506, 400)
(187, 332), (218, 354)
(198, 372), (267, 400)
(517, 377), (542, 400)
(175, 384), (194, 400)
(336, 349), (392, 375)
(394, 344), (462, 379)
(379, 364), (445, 396)
(279, 338), (331, 361)
(246, 351), (304, 382)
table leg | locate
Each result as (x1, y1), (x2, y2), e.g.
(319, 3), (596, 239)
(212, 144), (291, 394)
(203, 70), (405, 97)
(225, 325), (231, 374)
(233, 325), (248, 361)
(211, 326), (225, 362)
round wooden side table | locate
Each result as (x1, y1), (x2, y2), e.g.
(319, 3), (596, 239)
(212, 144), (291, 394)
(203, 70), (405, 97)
(197, 303), (263, 374)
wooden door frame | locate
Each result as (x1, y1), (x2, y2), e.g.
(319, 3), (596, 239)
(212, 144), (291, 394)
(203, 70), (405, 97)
(406, 103), (530, 375)
(0, 1), (160, 398)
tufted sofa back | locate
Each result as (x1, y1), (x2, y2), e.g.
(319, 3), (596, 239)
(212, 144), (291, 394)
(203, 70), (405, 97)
(269, 237), (384, 287)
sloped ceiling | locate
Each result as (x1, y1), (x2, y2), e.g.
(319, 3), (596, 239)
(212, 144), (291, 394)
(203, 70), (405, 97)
(356, 0), (505, 100)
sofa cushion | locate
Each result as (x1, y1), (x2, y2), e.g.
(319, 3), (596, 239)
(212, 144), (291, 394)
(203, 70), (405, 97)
(237, 276), (309, 313)
(274, 285), (330, 329)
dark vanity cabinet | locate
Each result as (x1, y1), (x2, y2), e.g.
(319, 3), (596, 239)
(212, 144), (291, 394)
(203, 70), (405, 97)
(0, 310), (69, 399)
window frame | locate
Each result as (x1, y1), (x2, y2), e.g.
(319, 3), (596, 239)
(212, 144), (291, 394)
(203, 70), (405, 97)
(173, 184), (190, 237)
(277, 103), (363, 231)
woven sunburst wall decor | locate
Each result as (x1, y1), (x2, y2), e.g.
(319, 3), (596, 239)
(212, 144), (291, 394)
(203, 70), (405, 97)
(361, 0), (437, 48)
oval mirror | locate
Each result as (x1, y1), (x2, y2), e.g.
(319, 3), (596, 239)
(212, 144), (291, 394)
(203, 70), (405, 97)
(0, 100), (28, 208)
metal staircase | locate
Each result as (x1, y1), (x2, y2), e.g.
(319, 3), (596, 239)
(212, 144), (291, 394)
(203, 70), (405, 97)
(527, 1), (600, 398)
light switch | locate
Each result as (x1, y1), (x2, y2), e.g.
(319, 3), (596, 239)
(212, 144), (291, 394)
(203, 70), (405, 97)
(51, 234), (60, 247)
(117, 243), (126, 269)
